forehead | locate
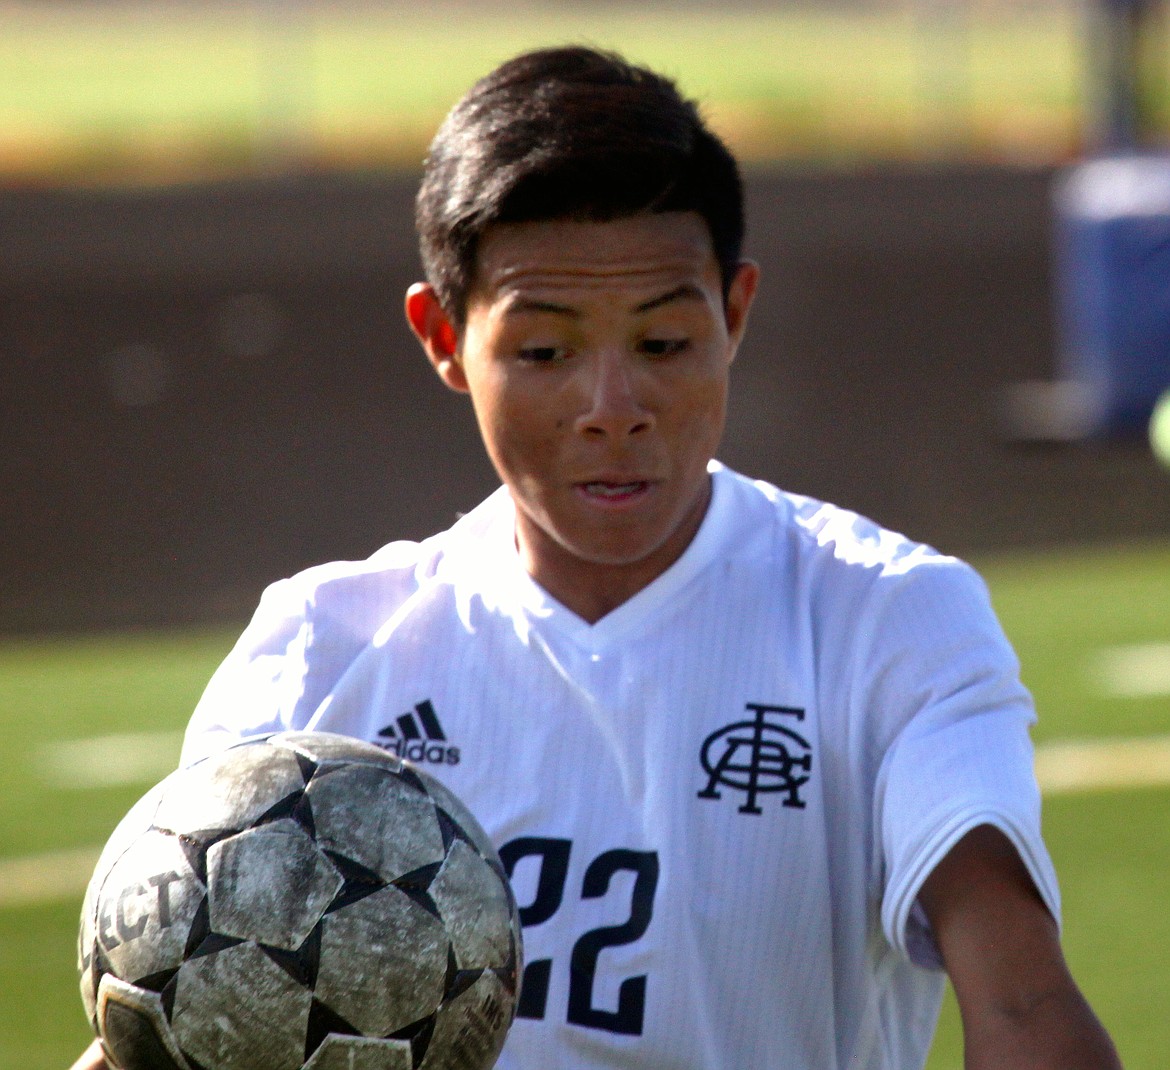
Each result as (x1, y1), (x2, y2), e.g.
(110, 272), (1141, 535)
(471, 213), (720, 306)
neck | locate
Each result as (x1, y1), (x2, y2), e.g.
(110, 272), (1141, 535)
(528, 557), (660, 624)
(514, 478), (711, 625)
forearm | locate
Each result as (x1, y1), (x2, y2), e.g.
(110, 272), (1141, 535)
(922, 825), (1122, 1070)
(961, 983), (1122, 1070)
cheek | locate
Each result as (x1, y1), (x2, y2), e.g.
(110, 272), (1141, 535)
(673, 369), (729, 437)
(476, 391), (556, 477)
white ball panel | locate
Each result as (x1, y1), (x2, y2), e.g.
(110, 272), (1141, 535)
(86, 777), (170, 901)
(301, 1034), (414, 1070)
(80, 776), (172, 1006)
(79, 949), (98, 1029)
(315, 887), (448, 1036)
(274, 732), (401, 767)
(154, 746), (306, 836)
(171, 942), (312, 1070)
(207, 819), (342, 950)
(98, 830), (204, 983)
(306, 765), (445, 882)
(420, 971), (513, 1070)
(430, 841), (514, 971)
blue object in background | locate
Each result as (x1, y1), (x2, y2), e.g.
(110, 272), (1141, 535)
(1052, 154), (1170, 437)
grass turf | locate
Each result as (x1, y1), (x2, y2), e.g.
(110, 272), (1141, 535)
(0, 539), (1167, 1068)
(0, 1), (1102, 185)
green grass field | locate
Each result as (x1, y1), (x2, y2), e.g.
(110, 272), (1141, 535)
(0, 0), (1117, 185)
(1, 539), (1168, 1068)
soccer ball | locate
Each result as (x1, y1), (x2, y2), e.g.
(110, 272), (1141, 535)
(78, 731), (522, 1070)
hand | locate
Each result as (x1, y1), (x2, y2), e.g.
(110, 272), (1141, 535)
(68, 1039), (108, 1070)
(921, 824), (1122, 1070)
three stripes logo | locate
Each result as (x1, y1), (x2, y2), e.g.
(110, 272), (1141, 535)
(376, 699), (460, 766)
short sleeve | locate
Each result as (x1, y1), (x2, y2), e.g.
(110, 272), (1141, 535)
(179, 548), (433, 767)
(180, 577), (315, 766)
(865, 561), (1060, 969)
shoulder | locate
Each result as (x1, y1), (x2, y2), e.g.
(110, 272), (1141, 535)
(261, 487), (512, 641)
(712, 465), (1005, 676)
(182, 489), (512, 762)
(714, 462), (979, 597)
(794, 493), (992, 619)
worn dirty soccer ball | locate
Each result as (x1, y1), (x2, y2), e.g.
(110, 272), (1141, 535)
(78, 732), (522, 1070)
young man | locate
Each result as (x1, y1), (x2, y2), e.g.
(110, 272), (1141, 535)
(74, 46), (1120, 1070)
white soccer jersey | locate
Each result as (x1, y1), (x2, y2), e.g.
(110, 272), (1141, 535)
(182, 461), (1059, 1070)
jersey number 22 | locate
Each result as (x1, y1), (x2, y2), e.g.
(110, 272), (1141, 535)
(499, 838), (659, 1036)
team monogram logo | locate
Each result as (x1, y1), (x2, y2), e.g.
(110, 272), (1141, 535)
(697, 703), (813, 814)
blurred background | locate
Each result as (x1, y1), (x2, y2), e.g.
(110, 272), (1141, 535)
(1, 2), (1168, 1068)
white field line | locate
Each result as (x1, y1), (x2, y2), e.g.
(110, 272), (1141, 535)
(1095, 642), (1170, 698)
(37, 729), (184, 790)
(0, 731), (185, 908)
(5, 731), (1170, 908)
(0, 845), (99, 909)
(1034, 733), (1170, 796)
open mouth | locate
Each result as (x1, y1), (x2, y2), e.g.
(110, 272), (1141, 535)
(578, 480), (652, 502)
(583, 481), (646, 497)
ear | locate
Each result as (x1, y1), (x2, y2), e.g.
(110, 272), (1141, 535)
(404, 282), (468, 393)
(723, 260), (760, 354)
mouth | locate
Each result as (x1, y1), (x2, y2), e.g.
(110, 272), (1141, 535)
(576, 479), (653, 503)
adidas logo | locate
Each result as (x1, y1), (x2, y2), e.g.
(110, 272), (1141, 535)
(376, 700), (460, 766)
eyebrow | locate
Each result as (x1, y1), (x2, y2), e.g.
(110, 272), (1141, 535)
(634, 283), (707, 313)
(504, 297), (580, 318)
(502, 283), (707, 319)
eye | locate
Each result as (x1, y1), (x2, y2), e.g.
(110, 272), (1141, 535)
(639, 337), (691, 358)
(517, 345), (566, 364)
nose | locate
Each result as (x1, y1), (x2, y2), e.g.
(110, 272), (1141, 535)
(574, 351), (652, 438)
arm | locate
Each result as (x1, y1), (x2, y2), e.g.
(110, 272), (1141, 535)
(920, 824), (1122, 1070)
(68, 1040), (107, 1070)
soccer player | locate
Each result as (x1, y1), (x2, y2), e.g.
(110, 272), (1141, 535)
(73, 46), (1120, 1070)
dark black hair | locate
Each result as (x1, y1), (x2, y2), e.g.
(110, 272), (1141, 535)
(415, 46), (745, 327)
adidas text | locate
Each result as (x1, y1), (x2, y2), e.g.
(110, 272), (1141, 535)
(378, 737), (461, 766)
(376, 699), (461, 766)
